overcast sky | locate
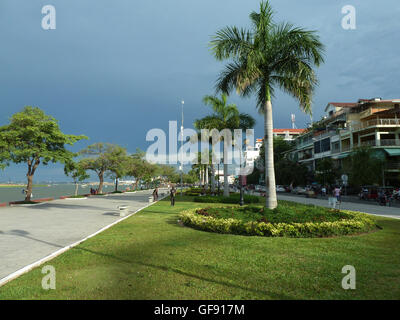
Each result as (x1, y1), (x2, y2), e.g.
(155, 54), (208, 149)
(0, 0), (399, 182)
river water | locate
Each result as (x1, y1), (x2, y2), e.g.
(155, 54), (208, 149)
(0, 184), (121, 203)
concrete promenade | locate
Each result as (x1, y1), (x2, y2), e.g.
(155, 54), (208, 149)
(0, 189), (164, 283)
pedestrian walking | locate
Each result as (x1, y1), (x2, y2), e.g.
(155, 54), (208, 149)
(170, 186), (176, 206)
(153, 187), (158, 202)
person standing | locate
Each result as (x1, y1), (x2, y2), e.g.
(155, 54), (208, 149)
(153, 187), (158, 202)
(170, 186), (176, 206)
(334, 186), (341, 204)
(321, 186), (327, 197)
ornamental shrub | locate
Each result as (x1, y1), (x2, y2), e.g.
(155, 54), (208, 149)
(179, 206), (377, 238)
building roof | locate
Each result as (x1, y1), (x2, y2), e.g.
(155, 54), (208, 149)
(273, 129), (305, 133)
(325, 99), (400, 112)
(328, 102), (358, 108)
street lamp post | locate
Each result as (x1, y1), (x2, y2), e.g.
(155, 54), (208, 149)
(239, 147), (244, 206)
(180, 100), (184, 196)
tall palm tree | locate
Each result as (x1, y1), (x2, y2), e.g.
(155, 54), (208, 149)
(210, 0), (324, 208)
(194, 93), (255, 197)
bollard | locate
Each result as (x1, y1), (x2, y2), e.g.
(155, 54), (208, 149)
(118, 205), (129, 217)
(148, 196), (153, 203)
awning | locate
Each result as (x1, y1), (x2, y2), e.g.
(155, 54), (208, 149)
(384, 148), (400, 156)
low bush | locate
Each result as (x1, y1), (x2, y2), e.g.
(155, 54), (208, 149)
(179, 203), (377, 238)
(184, 187), (223, 197)
(193, 193), (261, 204)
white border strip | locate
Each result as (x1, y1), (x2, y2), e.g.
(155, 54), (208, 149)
(0, 192), (169, 288)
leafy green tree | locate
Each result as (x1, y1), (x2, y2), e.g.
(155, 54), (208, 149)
(183, 169), (199, 184)
(126, 150), (158, 190)
(259, 137), (293, 164)
(158, 165), (180, 183)
(106, 146), (130, 192)
(80, 143), (127, 194)
(194, 93), (255, 197)
(210, 0), (324, 208)
(343, 147), (386, 187)
(64, 159), (90, 196)
(0, 106), (86, 201)
(315, 158), (339, 186)
(257, 138), (307, 186)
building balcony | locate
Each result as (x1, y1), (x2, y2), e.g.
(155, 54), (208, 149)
(380, 139), (400, 146)
(352, 118), (400, 131)
(358, 139), (400, 147)
(386, 162), (400, 170)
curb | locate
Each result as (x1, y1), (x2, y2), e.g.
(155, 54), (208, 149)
(0, 191), (169, 288)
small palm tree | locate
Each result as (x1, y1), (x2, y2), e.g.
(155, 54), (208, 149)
(194, 93), (255, 197)
(210, 0), (324, 208)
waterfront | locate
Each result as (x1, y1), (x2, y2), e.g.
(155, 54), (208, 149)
(0, 183), (120, 203)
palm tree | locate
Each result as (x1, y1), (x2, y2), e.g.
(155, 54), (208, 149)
(194, 93), (255, 197)
(210, 0), (324, 208)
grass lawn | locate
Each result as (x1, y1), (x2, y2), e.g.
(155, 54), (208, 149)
(0, 196), (399, 299)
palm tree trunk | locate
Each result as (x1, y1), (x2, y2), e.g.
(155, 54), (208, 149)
(205, 165), (209, 187)
(74, 182), (79, 196)
(264, 100), (277, 209)
(210, 163), (215, 193)
(223, 163), (229, 197)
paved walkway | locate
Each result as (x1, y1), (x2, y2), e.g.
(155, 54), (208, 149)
(0, 189), (165, 282)
(277, 194), (400, 219)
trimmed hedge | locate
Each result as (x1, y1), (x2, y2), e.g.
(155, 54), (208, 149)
(179, 207), (377, 238)
(185, 188), (223, 197)
(194, 194), (261, 204)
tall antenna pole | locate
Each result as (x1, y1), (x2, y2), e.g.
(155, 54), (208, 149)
(180, 100), (184, 196)
(291, 114), (297, 129)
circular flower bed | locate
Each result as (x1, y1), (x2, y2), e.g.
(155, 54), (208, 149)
(179, 203), (378, 238)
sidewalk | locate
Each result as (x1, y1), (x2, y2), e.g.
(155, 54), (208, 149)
(0, 189), (165, 284)
(277, 193), (400, 220)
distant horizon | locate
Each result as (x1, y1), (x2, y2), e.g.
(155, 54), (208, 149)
(1, 0), (399, 181)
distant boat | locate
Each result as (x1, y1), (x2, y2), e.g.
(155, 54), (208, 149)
(81, 184), (88, 188)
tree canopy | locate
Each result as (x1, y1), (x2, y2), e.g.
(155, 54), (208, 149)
(0, 106), (87, 200)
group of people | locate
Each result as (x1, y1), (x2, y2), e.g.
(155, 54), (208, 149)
(152, 186), (177, 206)
(90, 187), (99, 195)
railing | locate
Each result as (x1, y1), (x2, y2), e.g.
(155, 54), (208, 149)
(358, 139), (400, 147)
(386, 163), (400, 170)
(380, 139), (400, 146)
(352, 118), (400, 131)
(341, 145), (351, 152)
(360, 140), (377, 147)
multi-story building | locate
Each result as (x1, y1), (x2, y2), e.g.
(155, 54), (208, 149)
(287, 98), (400, 186)
(244, 129), (305, 168)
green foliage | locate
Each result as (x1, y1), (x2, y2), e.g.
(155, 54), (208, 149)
(180, 203), (376, 238)
(259, 137), (293, 164)
(343, 147), (386, 187)
(275, 159), (309, 186)
(256, 138), (308, 186)
(0, 107), (86, 166)
(79, 143), (130, 192)
(210, 0), (324, 113)
(315, 158), (339, 186)
(193, 193), (261, 204)
(64, 160), (90, 184)
(0, 106), (86, 200)
(125, 149), (158, 188)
